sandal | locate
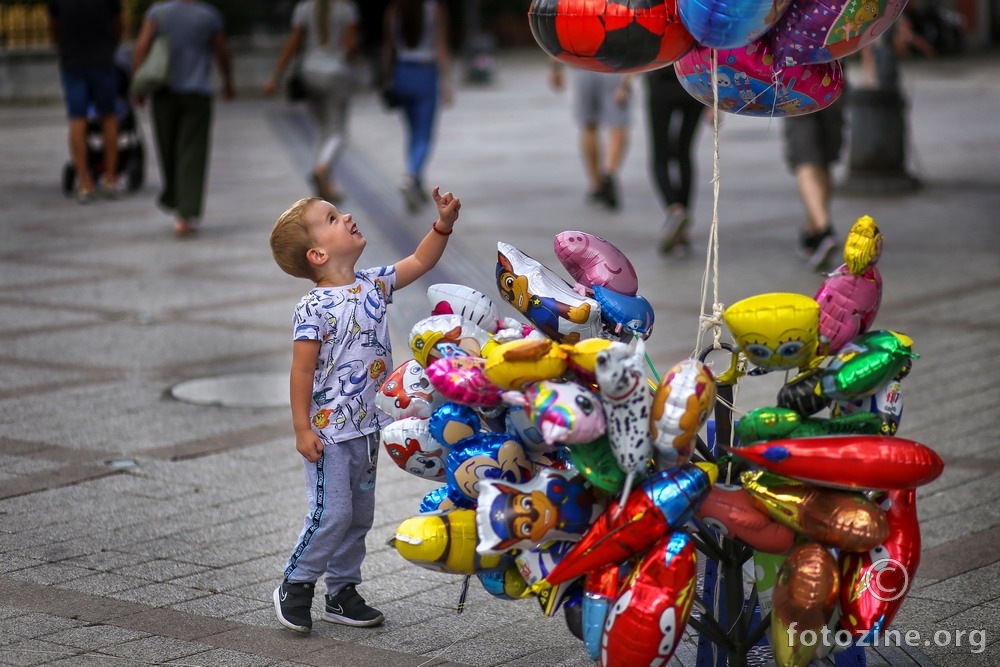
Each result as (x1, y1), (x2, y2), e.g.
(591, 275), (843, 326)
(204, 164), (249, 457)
(310, 171), (343, 204)
(174, 219), (199, 237)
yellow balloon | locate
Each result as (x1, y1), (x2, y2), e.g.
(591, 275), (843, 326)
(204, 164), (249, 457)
(483, 338), (568, 390)
(843, 215), (883, 275)
(390, 508), (506, 575)
(723, 293), (820, 370)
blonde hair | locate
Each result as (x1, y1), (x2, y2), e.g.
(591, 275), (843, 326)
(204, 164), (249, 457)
(270, 197), (323, 280)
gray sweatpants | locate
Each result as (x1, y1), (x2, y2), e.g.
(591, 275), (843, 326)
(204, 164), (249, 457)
(283, 432), (378, 596)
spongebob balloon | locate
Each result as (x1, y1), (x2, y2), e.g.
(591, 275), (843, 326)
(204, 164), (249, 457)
(723, 293), (820, 371)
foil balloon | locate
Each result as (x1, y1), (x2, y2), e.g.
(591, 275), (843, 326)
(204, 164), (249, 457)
(478, 559), (530, 600)
(538, 463), (716, 586)
(419, 484), (470, 513)
(777, 366), (830, 416)
(425, 354), (504, 408)
(818, 329), (917, 401)
(741, 470), (889, 551)
(375, 358), (439, 420)
(594, 340), (653, 501)
(592, 285), (655, 340)
(567, 434), (627, 494)
(678, 0), (792, 49)
(503, 379), (607, 445)
(390, 508), (507, 574)
(734, 406), (883, 446)
(723, 292), (820, 370)
(650, 358), (716, 468)
(674, 39), (844, 117)
(563, 337), (615, 383)
(554, 229), (640, 296)
(504, 405), (550, 459)
(496, 242), (603, 344)
(427, 283), (501, 333)
(428, 402), (482, 448)
(583, 562), (625, 661)
(484, 338), (569, 390)
(843, 214), (884, 275)
(475, 468), (604, 555)
(515, 541), (581, 615)
(814, 264), (883, 356)
(600, 532), (698, 667)
(381, 416), (449, 481)
(833, 373), (906, 436)
(446, 432), (533, 502)
(770, 0), (908, 66)
(408, 313), (492, 368)
(528, 0), (697, 73)
(770, 543), (840, 667)
(735, 435), (944, 490)
(694, 481), (797, 554)
(839, 489), (921, 637)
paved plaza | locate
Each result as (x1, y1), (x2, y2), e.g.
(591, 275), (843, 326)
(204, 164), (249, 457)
(0, 45), (999, 666)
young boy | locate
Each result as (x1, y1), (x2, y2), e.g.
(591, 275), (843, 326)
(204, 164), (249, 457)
(269, 186), (461, 633)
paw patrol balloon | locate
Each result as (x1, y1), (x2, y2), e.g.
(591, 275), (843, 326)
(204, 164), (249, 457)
(375, 358), (439, 420)
(496, 242), (603, 345)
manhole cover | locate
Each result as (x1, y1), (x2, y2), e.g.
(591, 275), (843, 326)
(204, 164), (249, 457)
(170, 372), (289, 408)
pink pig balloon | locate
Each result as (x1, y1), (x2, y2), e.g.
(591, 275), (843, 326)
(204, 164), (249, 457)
(554, 230), (640, 297)
(770, 0), (908, 67)
(674, 38), (844, 117)
(814, 264), (883, 356)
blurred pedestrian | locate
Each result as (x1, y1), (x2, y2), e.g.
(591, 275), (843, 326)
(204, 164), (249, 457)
(132, 0), (235, 237)
(48, 0), (124, 203)
(382, 0), (453, 213)
(782, 95), (845, 272)
(645, 66), (707, 256)
(264, 0), (360, 204)
(550, 62), (633, 211)
(268, 186), (461, 634)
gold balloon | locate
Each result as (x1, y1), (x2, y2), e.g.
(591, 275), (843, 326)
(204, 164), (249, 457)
(741, 471), (889, 551)
(770, 543), (839, 667)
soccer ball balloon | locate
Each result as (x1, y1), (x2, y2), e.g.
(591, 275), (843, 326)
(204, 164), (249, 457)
(528, 0), (696, 73)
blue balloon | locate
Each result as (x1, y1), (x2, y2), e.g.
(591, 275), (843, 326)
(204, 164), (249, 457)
(592, 285), (655, 340)
(678, 0), (792, 49)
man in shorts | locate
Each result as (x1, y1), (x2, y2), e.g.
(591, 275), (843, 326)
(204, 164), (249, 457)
(782, 95), (845, 271)
(550, 62), (633, 211)
(48, 0), (124, 203)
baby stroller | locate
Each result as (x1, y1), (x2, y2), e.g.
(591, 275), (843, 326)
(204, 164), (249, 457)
(61, 58), (146, 196)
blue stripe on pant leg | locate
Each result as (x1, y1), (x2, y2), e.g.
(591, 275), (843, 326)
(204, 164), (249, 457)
(284, 453), (326, 581)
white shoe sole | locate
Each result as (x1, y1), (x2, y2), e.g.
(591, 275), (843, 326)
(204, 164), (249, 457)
(273, 586), (311, 634)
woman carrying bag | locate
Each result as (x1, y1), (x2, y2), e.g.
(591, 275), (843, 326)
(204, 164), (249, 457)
(265, 0), (359, 204)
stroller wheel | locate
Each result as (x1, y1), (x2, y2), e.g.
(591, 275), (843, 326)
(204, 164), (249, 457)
(62, 162), (76, 196)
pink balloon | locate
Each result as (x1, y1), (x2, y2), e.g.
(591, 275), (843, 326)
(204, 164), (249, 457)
(814, 264), (882, 356)
(674, 38), (844, 117)
(425, 355), (504, 408)
(553, 230), (639, 296)
(770, 0), (908, 66)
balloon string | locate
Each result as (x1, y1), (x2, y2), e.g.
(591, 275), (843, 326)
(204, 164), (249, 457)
(696, 49), (724, 356)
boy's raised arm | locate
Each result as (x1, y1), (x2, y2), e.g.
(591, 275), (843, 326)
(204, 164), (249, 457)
(394, 187), (461, 290)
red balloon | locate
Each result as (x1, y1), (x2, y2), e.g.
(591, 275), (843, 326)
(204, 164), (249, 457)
(734, 435), (944, 490)
(529, 0), (696, 73)
(600, 532), (697, 666)
(839, 489), (921, 637)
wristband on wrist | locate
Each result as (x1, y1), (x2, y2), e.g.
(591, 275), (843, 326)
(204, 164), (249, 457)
(432, 221), (452, 236)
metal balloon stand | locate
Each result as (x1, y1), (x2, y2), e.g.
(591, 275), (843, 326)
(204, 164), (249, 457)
(689, 345), (866, 667)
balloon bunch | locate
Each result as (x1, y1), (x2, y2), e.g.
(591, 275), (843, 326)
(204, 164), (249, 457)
(382, 232), (721, 666)
(381, 218), (944, 666)
(707, 214), (943, 665)
(528, 0), (910, 117)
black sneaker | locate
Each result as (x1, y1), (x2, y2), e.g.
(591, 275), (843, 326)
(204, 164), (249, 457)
(601, 173), (619, 210)
(323, 584), (384, 627)
(273, 580), (314, 634)
(659, 208), (691, 255)
(799, 227), (838, 272)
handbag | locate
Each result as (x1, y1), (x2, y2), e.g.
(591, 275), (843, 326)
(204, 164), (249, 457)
(131, 35), (170, 97)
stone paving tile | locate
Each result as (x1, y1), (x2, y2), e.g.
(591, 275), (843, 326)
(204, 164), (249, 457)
(40, 625), (152, 651)
(0, 639), (86, 667)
